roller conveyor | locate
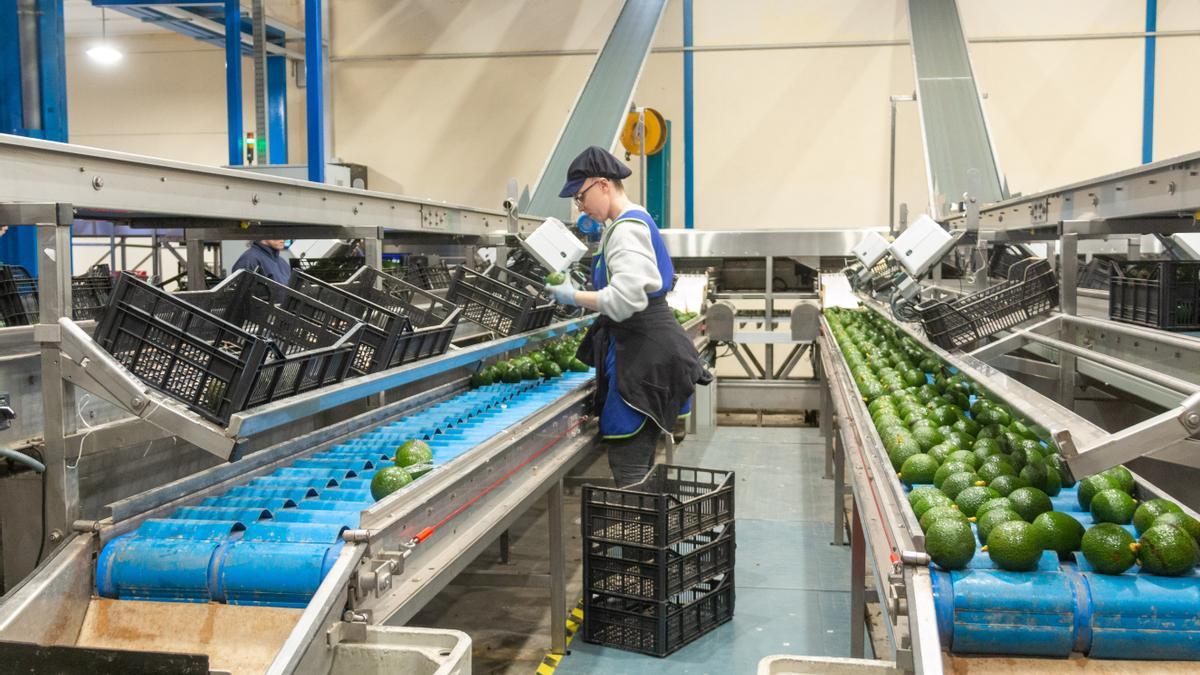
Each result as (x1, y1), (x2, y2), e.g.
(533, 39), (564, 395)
(94, 372), (594, 609)
(818, 295), (1200, 673)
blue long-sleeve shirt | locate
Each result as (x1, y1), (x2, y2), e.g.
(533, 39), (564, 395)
(232, 242), (291, 284)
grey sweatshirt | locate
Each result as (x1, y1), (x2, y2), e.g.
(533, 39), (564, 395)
(596, 205), (662, 322)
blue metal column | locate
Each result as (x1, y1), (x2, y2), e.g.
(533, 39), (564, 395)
(0, 0), (26, 136)
(1142, 0), (1157, 165)
(304, 0), (325, 183)
(267, 54), (288, 164)
(35, 0), (66, 141)
(0, 0), (67, 273)
(224, 0), (243, 166)
(682, 0), (694, 229)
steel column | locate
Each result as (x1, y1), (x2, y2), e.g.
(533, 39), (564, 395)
(37, 219), (77, 557)
(764, 255), (774, 379)
(304, 0), (325, 183)
(1059, 233), (1078, 408)
(850, 501), (866, 658)
(683, 0), (694, 229)
(224, 0), (243, 166)
(185, 236), (206, 291)
(833, 429), (846, 546)
(548, 478), (566, 655)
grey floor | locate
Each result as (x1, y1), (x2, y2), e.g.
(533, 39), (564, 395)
(557, 425), (859, 675)
(408, 424), (860, 674)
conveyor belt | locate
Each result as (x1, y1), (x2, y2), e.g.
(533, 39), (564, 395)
(96, 371), (594, 608)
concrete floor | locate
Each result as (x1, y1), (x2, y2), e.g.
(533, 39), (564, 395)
(408, 424), (860, 674)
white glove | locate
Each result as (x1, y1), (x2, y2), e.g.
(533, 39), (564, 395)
(547, 279), (577, 306)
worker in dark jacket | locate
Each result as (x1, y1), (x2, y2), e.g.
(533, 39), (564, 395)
(546, 146), (711, 487)
(232, 239), (291, 284)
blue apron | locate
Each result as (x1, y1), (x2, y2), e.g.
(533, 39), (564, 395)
(593, 208), (691, 438)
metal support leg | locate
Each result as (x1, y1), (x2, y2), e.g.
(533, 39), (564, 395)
(821, 350), (834, 479)
(850, 500), (866, 658)
(833, 430), (846, 546)
(1059, 233), (1078, 408)
(363, 231), (384, 269)
(548, 478), (567, 656)
(37, 220), (78, 555)
(727, 343), (761, 379)
(764, 255), (774, 379)
(663, 431), (675, 465)
(185, 236), (206, 291)
(498, 529), (510, 564)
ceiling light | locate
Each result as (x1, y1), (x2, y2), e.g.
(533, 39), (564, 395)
(87, 9), (123, 65)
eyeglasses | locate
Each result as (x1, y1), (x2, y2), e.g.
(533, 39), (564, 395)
(573, 179), (604, 205)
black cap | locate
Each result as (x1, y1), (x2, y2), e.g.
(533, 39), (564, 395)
(557, 146), (633, 198)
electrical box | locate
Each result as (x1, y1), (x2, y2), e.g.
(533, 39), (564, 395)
(889, 215), (957, 278)
(520, 218), (588, 274)
(851, 231), (890, 268)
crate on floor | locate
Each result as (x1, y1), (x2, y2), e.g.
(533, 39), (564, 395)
(445, 264), (555, 336)
(583, 572), (735, 657)
(94, 272), (363, 425)
(585, 523), (734, 601)
(583, 465), (735, 549)
(1108, 259), (1200, 331)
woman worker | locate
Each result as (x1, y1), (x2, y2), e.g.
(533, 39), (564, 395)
(546, 146), (711, 487)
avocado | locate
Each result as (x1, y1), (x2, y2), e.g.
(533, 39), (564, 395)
(1007, 487), (1053, 522)
(1151, 511), (1200, 543)
(934, 461), (974, 489)
(955, 485), (1002, 518)
(975, 497), (1015, 521)
(1137, 523), (1199, 576)
(925, 518), (977, 571)
(370, 465), (413, 501)
(977, 508), (1024, 546)
(1032, 511), (1085, 555)
(1081, 523), (1138, 574)
(920, 505), (968, 532)
(986, 520), (1044, 571)
(988, 474), (1031, 497)
(898, 454), (940, 485)
(1078, 474), (1120, 511)
(940, 471), (985, 500)
(1090, 489), (1138, 525)
(1133, 498), (1184, 535)
(1102, 465), (1136, 494)
(977, 458), (1017, 484)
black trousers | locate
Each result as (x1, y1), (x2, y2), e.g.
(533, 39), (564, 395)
(606, 422), (660, 488)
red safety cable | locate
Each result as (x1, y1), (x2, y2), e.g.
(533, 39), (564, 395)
(411, 417), (587, 545)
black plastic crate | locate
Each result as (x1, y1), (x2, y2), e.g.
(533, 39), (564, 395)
(585, 523), (734, 601)
(72, 265), (115, 321)
(988, 244), (1027, 279)
(95, 273), (363, 425)
(337, 267), (462, 365)
(582, 465), (735, 549)
(1079, 257), (1113, 290)
(916, 258), (1058, 350)
(446, 264), (556, 336)
(289, 256), (364, 283)
(1109, 259), (1200, 331)
(287, 270), (412, 374)
(0, 264), (117, 325)
(583, 573), (734, 657)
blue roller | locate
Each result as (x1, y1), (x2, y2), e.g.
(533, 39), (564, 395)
(273, 467), (359, 480)
(225, 486), (319, 502)
(293, 457), (376, 471)
(215, 541), (344, 607)
(170, 507), (272, 523)
(273, 509), (359, 525)
(203, 496), (298, 510)
(96, 520), (245, 602)
(931, 566), (1077, 657)
(1076, 561), (1200, 659)
(248, 476), (340, 490)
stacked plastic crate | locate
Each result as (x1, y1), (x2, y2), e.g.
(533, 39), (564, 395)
(580, 465), (736, 657)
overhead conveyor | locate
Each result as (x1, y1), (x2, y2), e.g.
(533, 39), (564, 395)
(525, 0), (669, 221)
(906, 0), (1008, 216)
